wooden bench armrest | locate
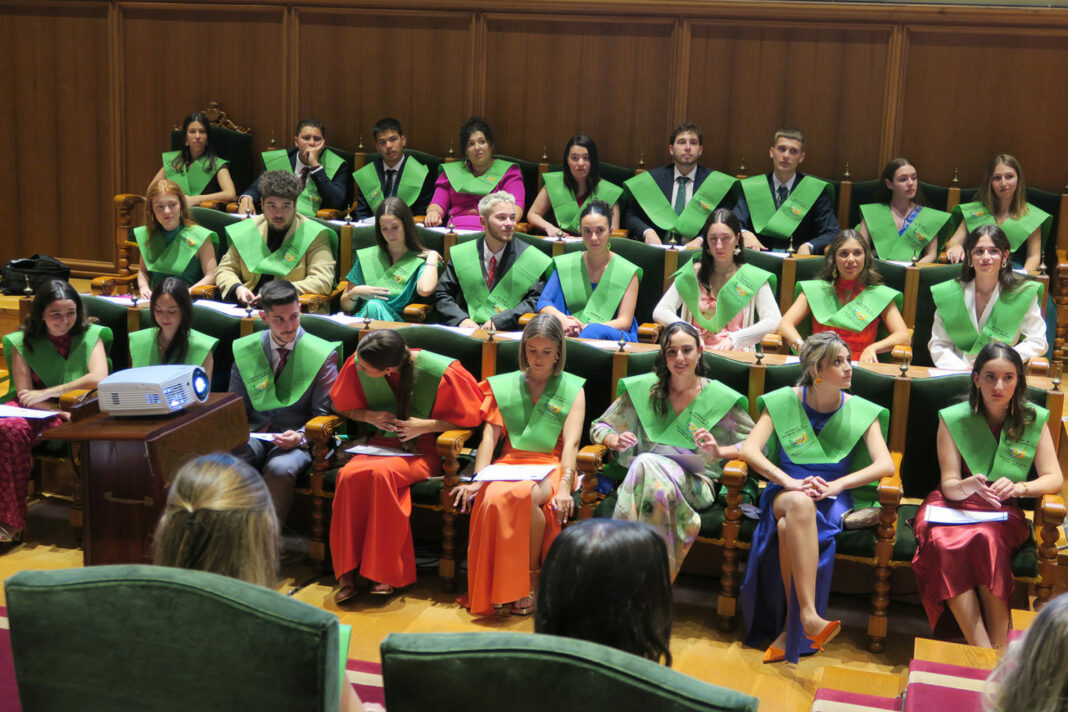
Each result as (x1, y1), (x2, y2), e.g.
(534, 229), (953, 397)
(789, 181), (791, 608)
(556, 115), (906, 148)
(196, 200), (227, 211)
(90, 274), (137, 296)
(225, 202), (241, 214)
(762, 333), (784, 354)
(518, 313), (536, 329)
(191, 284), (218, 300)
(637, 322), (663, 343)
(1037, 493), (1066, 587)
(1028, 357), (1050, 377)
(316, 208), (346, 221)
(298, 292), (332, 313)
(61, 389), (99, 420)
(890, 344), (913, 365)
(577, 444), (608, 519)
(403, 303), (434, 323)
(436, 429), (474, 460)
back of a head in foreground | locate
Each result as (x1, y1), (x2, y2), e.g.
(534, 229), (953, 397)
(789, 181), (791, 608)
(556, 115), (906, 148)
(984, 592), (1068, 712)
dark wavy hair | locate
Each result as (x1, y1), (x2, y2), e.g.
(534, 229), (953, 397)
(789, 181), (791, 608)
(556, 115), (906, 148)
(650, 322), (705, 416)
(819, 229), (883, 287)
(535, 519), (673, 666)
(374, 197), (424, 254)
(969, 342), (1035, 442)
(150, 277), (194, 365)
(697, 208), (746, 286)
(460, 116), (494, 154)
(356, 329), (414, 419)
(874, 157), (926, 206)
(562, 134), (601, 198)
(958, 224), (1023, 294)
(170, 112), (219, 174)
(22, 279), (89, 351)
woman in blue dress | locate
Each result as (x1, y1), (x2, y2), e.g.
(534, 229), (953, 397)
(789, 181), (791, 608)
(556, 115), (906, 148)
(739, 331), (893, 663)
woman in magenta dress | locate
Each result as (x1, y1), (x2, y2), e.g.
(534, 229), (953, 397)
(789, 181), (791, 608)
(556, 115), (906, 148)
(912, 342), (1062, 648)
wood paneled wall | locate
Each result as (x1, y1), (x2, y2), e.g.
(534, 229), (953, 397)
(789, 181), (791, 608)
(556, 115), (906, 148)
(2, 0), (1067, 274)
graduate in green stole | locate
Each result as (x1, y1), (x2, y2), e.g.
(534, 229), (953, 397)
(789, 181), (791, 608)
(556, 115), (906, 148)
(856, 159), (950, 263)
(129, 278), (219, 380)
(536, 201), (641, 342)
(527, 135), (623, 236)
(149, 112), (236, 207)
(136, 179), (219, 300)
(339, 198), (441, 321)
(912, 343), (1062, 647)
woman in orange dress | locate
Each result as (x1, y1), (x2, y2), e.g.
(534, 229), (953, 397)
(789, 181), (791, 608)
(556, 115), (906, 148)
(452, 314), (586, 616)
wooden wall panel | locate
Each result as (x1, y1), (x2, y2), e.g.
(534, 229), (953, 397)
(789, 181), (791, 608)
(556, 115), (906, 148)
(481, 15), (675, 169)
(0, 4), (111, 267)
(294, 9), (474, 158)
(687, 21), (892, 180)
(120, 4), (287, 196)
(899, 28), (1068, 190)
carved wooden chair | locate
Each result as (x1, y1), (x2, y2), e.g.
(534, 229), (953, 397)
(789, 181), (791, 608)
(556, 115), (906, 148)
(167, 101), (254, 201)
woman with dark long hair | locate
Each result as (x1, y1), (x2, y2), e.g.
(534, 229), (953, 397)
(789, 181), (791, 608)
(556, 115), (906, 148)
(856, 157), (951, 263)
(149, 111), (236, 207)
(129, 277), (217, 379)
(527, 135), (622, 236)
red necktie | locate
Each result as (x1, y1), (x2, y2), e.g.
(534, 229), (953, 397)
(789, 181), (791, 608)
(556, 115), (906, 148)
(275, 347), (290, 377)
(487, 255), (497, 289)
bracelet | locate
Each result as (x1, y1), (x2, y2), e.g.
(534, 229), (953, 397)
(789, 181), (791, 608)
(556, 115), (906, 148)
(1022, 482), (1030, 497)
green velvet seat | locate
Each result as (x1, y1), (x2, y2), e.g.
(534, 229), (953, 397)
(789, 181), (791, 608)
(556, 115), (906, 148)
(300, 314), (361, 361)
(514, 231), (558, 258)
(846, 179), (881, 229)
(190, 304), (259, 391)
(397, 325), (485, 382)
(82, 295), (130, 372)
(380, 632), (758, 712)
(909, 263), (960, 367)
(565, 237), (668, 326)
(190, 206), (240, 261)
(6, 564), (341, 712)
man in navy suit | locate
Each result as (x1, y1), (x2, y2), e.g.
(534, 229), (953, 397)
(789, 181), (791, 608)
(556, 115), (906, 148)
(353, 118), (435, 219)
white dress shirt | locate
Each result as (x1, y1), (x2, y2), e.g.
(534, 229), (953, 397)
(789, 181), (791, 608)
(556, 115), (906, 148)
(928, 281), (1047, 369)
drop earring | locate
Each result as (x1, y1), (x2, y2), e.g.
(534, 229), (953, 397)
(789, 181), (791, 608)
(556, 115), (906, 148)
(832, 265), (838, 280)
(815, 376), (822, 384)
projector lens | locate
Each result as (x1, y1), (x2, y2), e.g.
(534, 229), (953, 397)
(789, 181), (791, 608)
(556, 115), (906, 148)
(192, 368), (210, 400)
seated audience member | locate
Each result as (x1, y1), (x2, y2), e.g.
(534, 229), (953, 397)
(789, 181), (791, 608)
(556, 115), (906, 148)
(149, 111), (237, 207)
(0, 281), (109, 543)
(135, 179), (218, 301)
(945, 154), (1050, 274)
(734, 128), (839, 255)
(353, 117), (434, 219)
(983, 592), (1068, 711)
(423, 117), (524, 229)
(912, 343), (1062, 649)
(624, 122), (739, 248)
(929, 225), (1046, 370)
(536, 519), (673, 666)
(591, 322), (753, 578)
(339, 198), (441, 321)
(856, 158), (950, 263)
(129, 277), (217, 380)
(778, 230), (908, 363)
(527, 135), (622, 236)
(435, 191), (551, 331)
(238, 119), (351, 216)
(537, 200), (640, 341)
(654, 208), (780, 350)
(216, 170), (336, 305)
(228, 280), (340, 521)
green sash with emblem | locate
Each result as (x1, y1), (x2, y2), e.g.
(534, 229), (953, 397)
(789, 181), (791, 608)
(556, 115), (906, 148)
(673, 263), (775, 333)
(542, 172), (624, 234)
(931, 279), (1042, 355)
(940, 400), (1046, 483)
(624, 170), (736, 239)
(618, 373), (746, 449)
(355, 349), (454, 438)
(262, 149), (346, 217)
(353, 157), (429, 213)
(488, 371), (585, 453)
(553, 252), (641, 324)
(226, 218), (324, 277)
(741, 175), (829, 239)
(442, 159), (516, 197)
(232, 332), (340, 411)
(451, 240), (551, 323)
(3, 324), (111, 399)
(953, 201), (1052, 252)
(355, 246), (423, 298)
(797, 281), (902, 334)
(859, 204), (951, 261)
(134, 225), (216, 277)
(163, 152), (228, 197)
(129, 327), (218, 368)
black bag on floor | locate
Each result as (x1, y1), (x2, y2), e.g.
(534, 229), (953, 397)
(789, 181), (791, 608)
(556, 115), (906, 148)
(1, 254), (71, 295)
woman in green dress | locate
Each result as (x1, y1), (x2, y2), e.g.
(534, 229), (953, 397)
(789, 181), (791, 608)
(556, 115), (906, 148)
(129, 277), (217, 381)
(135, 178), (218, 302)
(856, 158), (951, 263)
(149, 111), (236, 207)
(527, 135), (622, 237)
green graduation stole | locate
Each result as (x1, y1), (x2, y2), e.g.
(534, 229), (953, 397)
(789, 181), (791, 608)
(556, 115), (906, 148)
(355, 246), (423, 298)
(672, 263), (775, 333)
(758, 387), (888, 467)
(162, 152), (228, 197)
(133, 225), (216, 277)
(353, 157), (429, 213)
(797, 281), (901, 334)
(354, 349), (454, 438)
(441, 159), (516, 196)
(232, 332), (340, 411)
(450, 240), (552, 323)
(2, 324), (111, 399)
(741, 175), (829, 239)
(226, 218), (324, 277)
(262, 149), (346, 217)
(487, 371), (585, 453)
(129, 327), (218, 368)
(618, 373), (746, 449)
(859, 204), (951, 261)
(930, 279), (1042, 355)
(940, 401), (1046, 483)
(552, 252), (642, 324)
(542, 172), (624, 234)
(623, 170), (736, 238)
(953, 201), (1052, 252)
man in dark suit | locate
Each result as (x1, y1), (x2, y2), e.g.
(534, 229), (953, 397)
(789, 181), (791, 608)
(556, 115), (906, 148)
(624, 122), (739, 248)
(435, 191), (551, 331)
(733, 128), (839, 255)
(238, 119), (351, 217)
(353, 117), (435, 219)
(229, 280), (339, 520)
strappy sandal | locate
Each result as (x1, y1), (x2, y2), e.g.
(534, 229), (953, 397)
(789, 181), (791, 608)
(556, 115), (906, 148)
(369, 582), (395, 596)
(511, 592), (535, 616)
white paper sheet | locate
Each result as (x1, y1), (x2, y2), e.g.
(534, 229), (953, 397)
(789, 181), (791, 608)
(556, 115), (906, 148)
(346, 443), (417, 457)
(924, 504), (1008, 525)
(473, 464), (556, 482)
(417, 225), (482, 235)
(194, 299), (256, 318)
(0, 404), (60, 419)
(249, 432), (284, 442)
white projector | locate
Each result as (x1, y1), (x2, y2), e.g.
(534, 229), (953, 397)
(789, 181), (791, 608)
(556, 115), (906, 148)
(98, 365), (211, 416)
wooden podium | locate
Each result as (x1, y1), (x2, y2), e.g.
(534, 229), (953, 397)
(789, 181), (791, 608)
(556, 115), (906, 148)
(43, 393), (248, 565)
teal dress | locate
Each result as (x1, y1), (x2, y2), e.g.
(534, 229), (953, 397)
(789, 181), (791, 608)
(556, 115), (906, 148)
(343, 257), (427, 321)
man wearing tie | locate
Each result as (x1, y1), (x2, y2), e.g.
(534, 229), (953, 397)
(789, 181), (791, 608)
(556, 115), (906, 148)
(238, 119), (351, 216)
(353, 118), (435, 219)
(229, 279), (340, 520)
(623, 122), (739, 248)
(733, 128), (839, 255)
(435, 191), (551, 330)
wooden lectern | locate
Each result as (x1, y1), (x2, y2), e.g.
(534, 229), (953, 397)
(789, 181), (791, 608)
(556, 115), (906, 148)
(43, 393), (248, 565)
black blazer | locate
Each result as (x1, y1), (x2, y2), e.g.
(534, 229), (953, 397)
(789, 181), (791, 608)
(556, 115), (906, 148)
(623, 164), (717, 239)
(354, 155), (435, 219)
(435, 237), (546, 330)
(241, 148), (352, 212)
(732, 172), (839, 254)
